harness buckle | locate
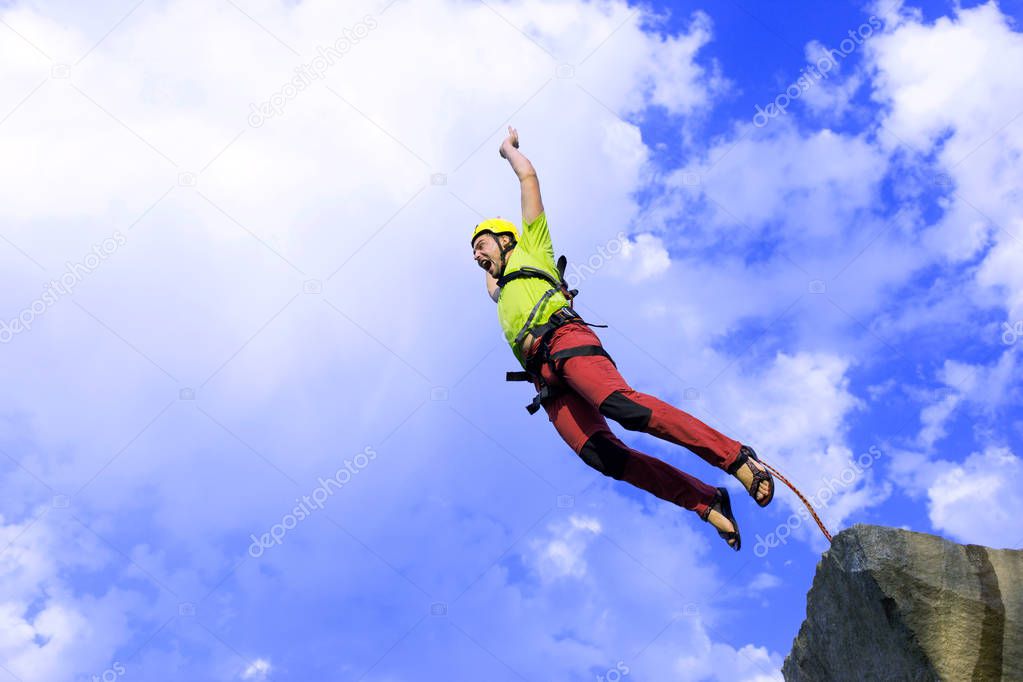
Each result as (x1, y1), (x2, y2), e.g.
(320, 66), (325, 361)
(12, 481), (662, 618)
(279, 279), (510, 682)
(526, 386), (552, 414)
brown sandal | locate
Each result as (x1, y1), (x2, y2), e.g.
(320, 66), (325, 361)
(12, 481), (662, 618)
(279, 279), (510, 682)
(727, 445), (775, 508)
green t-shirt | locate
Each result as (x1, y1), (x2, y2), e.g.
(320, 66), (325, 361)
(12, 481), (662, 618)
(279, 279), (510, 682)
(497, 212), (570, 368)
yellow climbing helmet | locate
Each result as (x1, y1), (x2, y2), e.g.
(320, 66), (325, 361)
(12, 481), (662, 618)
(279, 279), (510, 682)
(471, 218), (519, 247)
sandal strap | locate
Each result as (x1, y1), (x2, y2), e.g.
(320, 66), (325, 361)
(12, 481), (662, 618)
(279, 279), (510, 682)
(725, 447), (748, 476)
(749, 468), (770, 498)
(731, 445), (774, 501)
(700, 490), (721, 522)
(702, 487), (741, 549)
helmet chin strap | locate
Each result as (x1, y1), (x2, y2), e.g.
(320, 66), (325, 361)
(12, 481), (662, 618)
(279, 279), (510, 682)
(496, 239), (515, 278)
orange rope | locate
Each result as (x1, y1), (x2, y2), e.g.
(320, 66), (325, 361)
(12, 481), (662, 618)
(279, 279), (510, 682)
(761, 459), (832, 543)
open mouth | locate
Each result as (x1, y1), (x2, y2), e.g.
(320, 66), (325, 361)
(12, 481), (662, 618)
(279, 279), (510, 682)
(478, 256), (492, 272)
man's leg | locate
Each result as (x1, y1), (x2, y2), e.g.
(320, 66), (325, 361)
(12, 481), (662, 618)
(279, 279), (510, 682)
(545, 322), (743, 472)
(538, 372), (718, 517)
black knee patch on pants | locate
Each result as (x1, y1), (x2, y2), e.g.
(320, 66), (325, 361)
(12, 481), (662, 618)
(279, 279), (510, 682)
(578, 434), (628, 480)
(599, 391), (651, 431)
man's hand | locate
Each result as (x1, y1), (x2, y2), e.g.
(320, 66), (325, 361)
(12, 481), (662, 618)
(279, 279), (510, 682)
(499, 126), (520, 159)
(498, 125), (543, 224)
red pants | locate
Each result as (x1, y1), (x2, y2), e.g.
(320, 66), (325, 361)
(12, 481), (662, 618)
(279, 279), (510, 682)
(526, 321), (743, 518)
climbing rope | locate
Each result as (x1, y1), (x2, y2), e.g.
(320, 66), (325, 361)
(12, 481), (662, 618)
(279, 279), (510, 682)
(761, 459), (833, 543)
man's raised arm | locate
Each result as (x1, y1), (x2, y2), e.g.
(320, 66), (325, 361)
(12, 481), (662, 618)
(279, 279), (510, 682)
(499, 126), (544, 225)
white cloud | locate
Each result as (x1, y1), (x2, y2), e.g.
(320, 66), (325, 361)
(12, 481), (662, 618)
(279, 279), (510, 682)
(868, 1), (1023, 304)
(976, 225), (1023, 322)
(667, 617), (783, 682)
(917, 390), (963, 449)
(644, 11), (729, 116)
(613, 233), (672, 281)
(611, 1), (1023, 546)
(713, 351), (884, 534)
(0, 0), (742, 677)
(866, 377), (897, 401)
(529, 514), (602, 582)
(747, 572), (781, 592)
(728, 352), (863, 451)
(241, 657), (272, 680)
(456, 489), (785, 681)
(1, 0), (1019, 676)
(927, 445), (1023, 548)
(912, 349), (1021, 451)
(800, 40), (864, 119)
(0, 509), (150, 681)
(667, 122), (888, 245)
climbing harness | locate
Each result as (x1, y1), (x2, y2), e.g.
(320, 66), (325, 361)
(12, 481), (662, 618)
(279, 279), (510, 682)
(503, 256), (612, 415)
(761, 458), (833, 542)
(506, 308), (615, 414)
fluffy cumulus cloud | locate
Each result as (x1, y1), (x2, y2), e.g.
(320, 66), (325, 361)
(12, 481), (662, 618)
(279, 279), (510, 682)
(858, 1), (1023, 539)
(611, 233), (672, 282)
(2, 0), (1021, 677)
(927, 446), (1023, 548)
(639, 0), (1023, 350)
(868, 1), (1023, 303)
(0, 508), (152, 681)
(241, 658), (272, 680)
(914, 350), (1021, 449)
(670, 633), (782, 682)
(529, 514), (602, 582)
(644, 10), (729, 116)
(619, 0), (1023, 545)
(892, 349), (1021, 547)
(976, 231), (1023, 323)
(0, 0), (765, 678)
(447, 489), (784, 681)
(716, 351), (884, 538)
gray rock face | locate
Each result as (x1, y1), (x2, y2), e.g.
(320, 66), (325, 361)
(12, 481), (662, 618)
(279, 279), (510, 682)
(783, 524), (1022, 682)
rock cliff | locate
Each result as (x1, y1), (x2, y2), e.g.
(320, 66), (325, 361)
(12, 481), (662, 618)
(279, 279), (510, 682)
(783, 524), (1021, 681)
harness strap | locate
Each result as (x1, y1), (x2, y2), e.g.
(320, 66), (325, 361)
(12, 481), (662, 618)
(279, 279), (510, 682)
(549, 344), (616, 369)
(513, 287), (560, 346)
(526, 385), (555, 414)
(497, 266), (560, 289)
(527, 309), (607, 345)
(499, 262), (584, 345)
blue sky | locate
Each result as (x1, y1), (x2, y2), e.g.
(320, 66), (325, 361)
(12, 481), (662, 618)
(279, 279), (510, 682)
(1, 0), (1021, 680)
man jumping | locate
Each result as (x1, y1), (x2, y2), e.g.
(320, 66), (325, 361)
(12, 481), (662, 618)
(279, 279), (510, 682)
(470, 127), (775, 551)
